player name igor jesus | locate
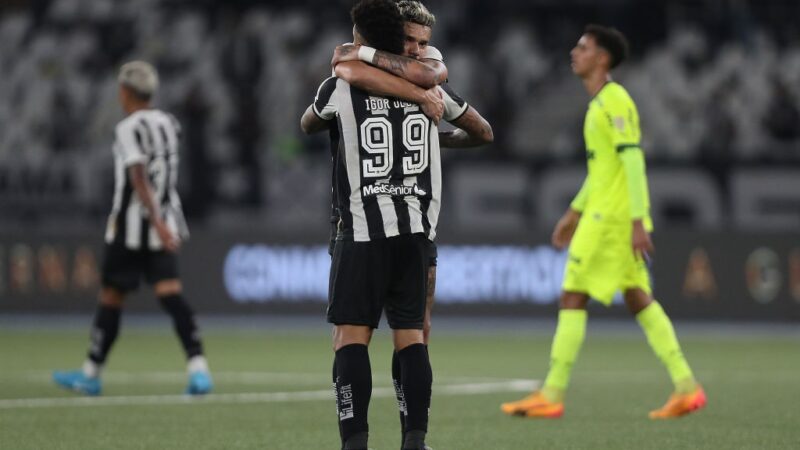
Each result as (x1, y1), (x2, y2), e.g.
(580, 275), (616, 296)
(364, 98), (417, 111)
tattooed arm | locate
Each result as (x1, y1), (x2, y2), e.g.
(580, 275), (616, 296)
(332, 44), (447, 89)
(334, 61), (444, 124)
(439, 106), (494, 148)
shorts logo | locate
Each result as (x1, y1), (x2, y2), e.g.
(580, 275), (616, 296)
(569, 254), (582, 264)
(362, 181), (427, 198)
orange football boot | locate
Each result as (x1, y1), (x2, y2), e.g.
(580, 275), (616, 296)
(501, 391), (564, 418)
(649, 385), (707, 419)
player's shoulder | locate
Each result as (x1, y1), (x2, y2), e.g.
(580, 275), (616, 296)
(597, 82), (636, 110)
(115, 111), (144, 134)
(423, 45), (444, 62)
(317, 75), (341, 90)
(315, 76), (342, 100)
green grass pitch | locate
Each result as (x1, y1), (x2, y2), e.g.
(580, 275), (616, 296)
(1, 320), (798, 449)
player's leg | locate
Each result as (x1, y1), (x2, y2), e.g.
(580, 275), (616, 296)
(393, 251), (436, 443)
(153, 278), (212, 394)
(328, 239), (384, 450)
(147, 250), (212, 395)
(502, 217), (607, 418)
(53, 244), (144, 395)
(626, 288), (706, 418)
(540, 292), (589, 402)
(501, 291), (588, 418)
(332, 325), (374, 450)
(391, 330), (431, 450)
(385, 234), (433, 450)
(53, 286), (127, 396)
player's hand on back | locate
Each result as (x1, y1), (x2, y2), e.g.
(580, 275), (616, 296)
(631, 219), (654, 261)
(420, 87), (444, 124)
(552, 208), (581, 249)
(331, 44), (360, 68)
(155, 221), (180, 253)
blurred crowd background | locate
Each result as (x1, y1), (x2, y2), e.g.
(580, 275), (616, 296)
(1, 0), (798, 230)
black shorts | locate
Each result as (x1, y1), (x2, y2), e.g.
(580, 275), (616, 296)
(331, 234), (436, 268)
(327, 233), (430, 329)
(101, 244), (179, 293)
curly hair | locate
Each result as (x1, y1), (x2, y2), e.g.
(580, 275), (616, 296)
(350, 0), (405, 55)
(584, 24), (630, 69)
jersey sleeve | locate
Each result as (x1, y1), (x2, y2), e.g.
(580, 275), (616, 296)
(423, 45), (443, 62)
(603, 93), (641, 152)
(115, 121), (148, 167)
(605, 91), (648, 219)
(313, 77), (339, 120)
(619, 150), (648, 219)
(439, 83), (469, 122)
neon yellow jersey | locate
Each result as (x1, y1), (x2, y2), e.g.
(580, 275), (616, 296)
(572, 81), (653, 231)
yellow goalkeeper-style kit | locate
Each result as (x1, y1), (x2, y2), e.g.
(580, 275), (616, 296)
(562, 81), (653, 305)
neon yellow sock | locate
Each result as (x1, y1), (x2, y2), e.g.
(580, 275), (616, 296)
(636, 301), (696, 394)
(542, 309), (588, 402)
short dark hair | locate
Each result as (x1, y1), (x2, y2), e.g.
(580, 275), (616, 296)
(584, 24), (629, 69)
(351, 0), (405, 55)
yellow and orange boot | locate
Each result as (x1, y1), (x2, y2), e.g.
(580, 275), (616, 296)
(649, 385), (707, 419)
(500, 391), (564, 418)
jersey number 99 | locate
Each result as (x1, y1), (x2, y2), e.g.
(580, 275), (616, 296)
(359, 113), (430, 178)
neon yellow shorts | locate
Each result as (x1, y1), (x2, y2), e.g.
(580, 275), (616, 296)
(561, 216), (652, 306)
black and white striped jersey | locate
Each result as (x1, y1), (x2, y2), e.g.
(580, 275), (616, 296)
(313, 77), (468, 242)
(105, 109), (188, 251)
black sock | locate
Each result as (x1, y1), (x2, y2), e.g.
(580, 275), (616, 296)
(332, 360), (343, 441)
(398, 343), (432, 448)
(158, 294), (203, 358)
(392, 350), (407, 444)
(87, 304), (122, 365)
(335, 344), (371, 449)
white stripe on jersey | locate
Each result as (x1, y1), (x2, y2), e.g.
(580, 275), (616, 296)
(404, 176), (425, 235)
(105, 109), (186, 251)
(426, 124), (443, 241)
(336, 81), (371, 242)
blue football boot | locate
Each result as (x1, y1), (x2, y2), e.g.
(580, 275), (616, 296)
(186, 371), (213, 395)
(53, 370), (102, 396)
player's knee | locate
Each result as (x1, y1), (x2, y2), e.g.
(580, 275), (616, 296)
(99, 287), (125, 308)
(560, 291), (589, 310)
(393, 329), (424, 351)
(624, 289), (652, 315)
(154, 279), (182, 297)
(333, 325), (373, 351)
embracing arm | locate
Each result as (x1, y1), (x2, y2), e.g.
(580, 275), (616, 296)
(439, 106), (493, 148)
(300, 105), (331, 134)
(332, 44), (447, 89)
(334, 62), (443, 123)
(371, 50), (447, 88)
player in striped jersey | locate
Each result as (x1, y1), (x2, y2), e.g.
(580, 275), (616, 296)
(301, 1), (476, 448)
(53, 61), (212, 397)
(328, 1), (493, 443)
(500, 25), (705, 420)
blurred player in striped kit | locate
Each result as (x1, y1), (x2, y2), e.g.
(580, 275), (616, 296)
(53, 61), (212, 397)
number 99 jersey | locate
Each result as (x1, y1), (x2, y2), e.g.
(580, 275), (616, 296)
(312, 77), (467, 242)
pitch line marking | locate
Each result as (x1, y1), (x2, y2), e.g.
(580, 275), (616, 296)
(0, 379), (538, 410)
